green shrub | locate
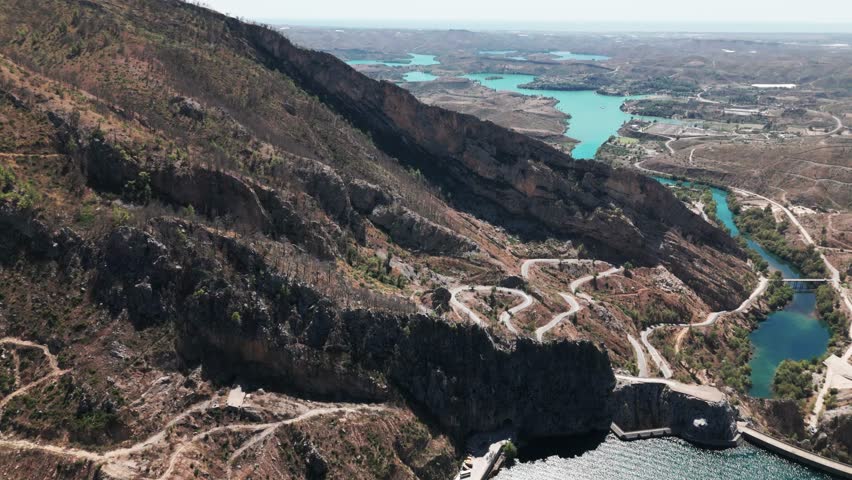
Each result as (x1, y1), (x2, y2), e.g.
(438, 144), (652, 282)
(735, 207), (825, 277)
(772, 359), (814, 401)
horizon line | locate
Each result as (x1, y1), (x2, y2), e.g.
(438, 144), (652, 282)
(253, 18), (852, 34)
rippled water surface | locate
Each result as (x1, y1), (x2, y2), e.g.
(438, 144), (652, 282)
(495, 435), (833, 480)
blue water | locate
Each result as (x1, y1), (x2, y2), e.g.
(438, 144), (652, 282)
(654, 177), (830, 398)
(402, 71), (438, 82)
(464, 73), (680, 159)
(346, 53), (440, 66)
(484, 51), (609, 61)
(495, 435), (833, 480)
(550, 51), (610, 61)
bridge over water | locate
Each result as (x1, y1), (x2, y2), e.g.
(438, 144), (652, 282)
(780, 278), (830, 291)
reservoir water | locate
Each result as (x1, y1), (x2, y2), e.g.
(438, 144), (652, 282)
(550, 51), (610, 61)
(346, 53), (440, 66)
(494, 434), (833, 480)
(479, 51), (610, 61)
(402, 71), (438, 82)
(464, 73), (680, 159)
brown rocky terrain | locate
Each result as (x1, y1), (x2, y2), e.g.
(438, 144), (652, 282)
(645, 136), (852, 210)
(0, 0), (758, 477)
(406, 78), (573, 145)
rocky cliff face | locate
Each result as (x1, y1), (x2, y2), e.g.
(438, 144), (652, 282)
(225, 21), (750, 309)
(610, 381), (738, 446)
(94, 220), (614, 438)
(816, 408), (852, 462)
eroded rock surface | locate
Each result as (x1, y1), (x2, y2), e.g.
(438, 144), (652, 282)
(611, 380), (738, 446)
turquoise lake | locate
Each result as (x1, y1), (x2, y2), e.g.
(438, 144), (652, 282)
(655, 178), (830, 398)
(402, 71), (438, 82)
(494, 434), (833, 480)
(346, 53), (440, 66)
(550, 51), (610, 61)
(479, 51), (610, 61)
(464, 73), (680, 159)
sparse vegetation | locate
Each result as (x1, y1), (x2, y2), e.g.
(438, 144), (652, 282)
(735, 206), (826, 277)
(815, 284), (850, 353)
(0, 165), (40, 209)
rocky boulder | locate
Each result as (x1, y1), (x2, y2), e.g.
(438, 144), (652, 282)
(500, 276), (526, 289)
(348, 179), (393, 214)
(430, 287), (452, 314)
(169, 96), (205, 121)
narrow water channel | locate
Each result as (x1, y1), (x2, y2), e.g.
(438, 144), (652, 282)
(655, 178), (830, 397)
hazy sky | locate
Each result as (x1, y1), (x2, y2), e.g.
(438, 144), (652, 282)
(202, 0), (852, 27)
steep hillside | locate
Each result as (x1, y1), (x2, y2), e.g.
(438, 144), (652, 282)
(0, 0), (751, 309)
(0, 0), (755, 478)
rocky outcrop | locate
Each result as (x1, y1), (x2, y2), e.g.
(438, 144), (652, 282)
(431, 287), (452, 314)
(348, 179), (393, 214)
(752, 398), (806, 439)
(225, 19), (751, 310)
(250, 182), (341, 258)
(288, 158), (352, 225)
(610, 380), (738, 447)
(347, 179), (475, 255)
(368, 204), (476, 255)
(815, 407), (852, 462)
(95, 227), (180, 328)
(347, 311), (614, 437)
(95, 221), (613, 439)
(0, 202), (58, 262)
(169, 96), (205, 121)
(0, 202), (92, 270)
(46, 115), (344, 259)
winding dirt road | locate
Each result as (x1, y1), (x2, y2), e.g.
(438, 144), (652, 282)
(639, 276), (769, 379)
(636, 160), (852, 426)
(0, 336), (392, 479)
(449, 286), (531, 334)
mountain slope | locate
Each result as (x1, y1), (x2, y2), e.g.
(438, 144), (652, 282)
(0, 0), (755, 478)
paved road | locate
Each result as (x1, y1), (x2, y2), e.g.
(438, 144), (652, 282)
(570, 266), (623, 294)
(535, 293), (581, 342)
(663, 135), (676, 155)
(695, 89), (721, 105)
(739, 426), (852, 478)
(640, 326), (673, 378)
(521, 259), (621, 341)
(639, 277), (768, 379)
(520, 258), (594, 279)
(674, 276), (769, 353)
(615, 374), (725, 403)
(627, 335), (650, 378)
